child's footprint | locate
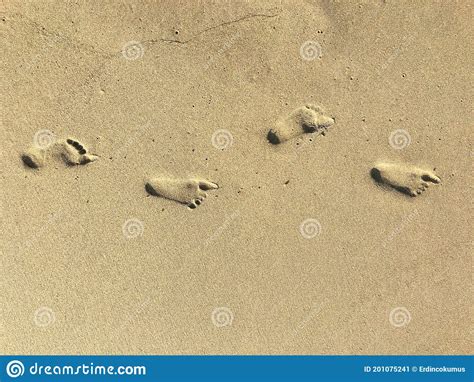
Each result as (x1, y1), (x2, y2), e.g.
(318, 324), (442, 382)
(56, 138), (98, 165)
(268, 104), (335, 144)
(145, 176), (219, 209)
(21, 147), (47, 169)
(22, 138), (98, 168)
(370, 162), (441, 196)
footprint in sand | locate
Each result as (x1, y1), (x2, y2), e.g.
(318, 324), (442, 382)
(267, 104), (335, 144)
(22, 138), (98, 168)
(370, 162), (441, 197)
(58, 139), (98, 165)
(21, 146), (48, 169)
(145, 176), (219, 209)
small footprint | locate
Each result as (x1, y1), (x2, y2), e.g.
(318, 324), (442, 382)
(268, 104), (335, 144)
(371, 162), (441, 196)
(21, 147), (47, 169)
(145, 176), (219, 209)
(22, 138), (98, 168)
(58, 138), (98, 165)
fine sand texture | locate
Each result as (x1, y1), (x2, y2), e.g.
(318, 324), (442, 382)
(1, 0), (472, 354)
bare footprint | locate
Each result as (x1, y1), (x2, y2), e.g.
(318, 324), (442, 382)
(22, 138), (98, 168)
(268, 104), (335, 144)
(21, 146), (47, 169)
(145, 176), (219, 209)
(371, 162), (441, 197)
(53, 138), (98, 165)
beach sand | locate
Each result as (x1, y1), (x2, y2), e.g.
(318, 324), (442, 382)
(1, 0), (472, 354)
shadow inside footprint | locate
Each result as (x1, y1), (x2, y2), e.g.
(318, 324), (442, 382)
(370, 167), (415, 197)
(370, 167), (382, 183)
(267, 130), (281, 145)
(21, 154), (39, 169)
(145, 182), (159, 196)
(302, 123), (317, 133)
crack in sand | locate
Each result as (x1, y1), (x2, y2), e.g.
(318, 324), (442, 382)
(5, 12), (116, 59)
(5, 8), (281, 58)
(4, 8), (282, 108)
(147, 9), (282, 46)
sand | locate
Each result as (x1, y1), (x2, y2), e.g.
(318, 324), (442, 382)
(1, 0), (472, 354)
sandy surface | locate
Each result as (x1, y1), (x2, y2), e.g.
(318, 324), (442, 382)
(1, 0), (472, 354)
